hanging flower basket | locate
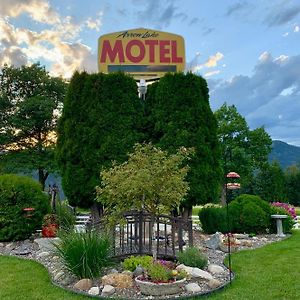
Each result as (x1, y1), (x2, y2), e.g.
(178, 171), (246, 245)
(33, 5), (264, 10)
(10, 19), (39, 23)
(135, 276), (186, 296)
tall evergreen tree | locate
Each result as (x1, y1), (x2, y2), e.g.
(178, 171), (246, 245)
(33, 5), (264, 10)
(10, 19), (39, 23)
(57, 72), (143, 209)
(285, 165), (300, 206)
(146, 72), (222, 215)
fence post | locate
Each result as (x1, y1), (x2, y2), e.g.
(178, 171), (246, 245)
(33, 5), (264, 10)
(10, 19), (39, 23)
(138, 210), (143, 254)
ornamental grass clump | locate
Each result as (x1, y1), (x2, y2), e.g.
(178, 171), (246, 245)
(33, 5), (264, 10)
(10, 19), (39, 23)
(177, 247), (208, 269)
(55, 230), (111, 279)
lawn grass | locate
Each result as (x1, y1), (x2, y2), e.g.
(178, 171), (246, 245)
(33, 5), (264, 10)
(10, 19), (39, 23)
(1, 231), (300, 299)
(192, 205), (202, 216)
(0, 256), (89, 300)
(295, 206), (300, 215)
(202, 230), (300, 300)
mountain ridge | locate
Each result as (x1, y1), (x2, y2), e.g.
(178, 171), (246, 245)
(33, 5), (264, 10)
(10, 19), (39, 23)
(269, 140), (300, 169)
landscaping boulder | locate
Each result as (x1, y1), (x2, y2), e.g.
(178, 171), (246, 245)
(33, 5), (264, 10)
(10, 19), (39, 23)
(176, 264), (213, 280)
(207, 264), (224, 274)
(74, 279), (93, 290)
(185, 282), (201, 293)
(206, 232), (223, 250)
(88, 287), (100, 295)
(101, 273), (133, 288)
(101, 285), (115, 296)
(208, 279), (222, 289)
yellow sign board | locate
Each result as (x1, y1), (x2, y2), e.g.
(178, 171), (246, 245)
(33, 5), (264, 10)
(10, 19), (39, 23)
(98, 28), (185, 80)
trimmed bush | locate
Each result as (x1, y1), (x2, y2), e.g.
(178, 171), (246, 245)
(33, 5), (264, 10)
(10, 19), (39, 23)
(199, 206), (227, 233)
(55, 230), (111, 279)
(0, 174), (49, 241)
(177, 247), (208, 269)
(229, 194), (272, 234)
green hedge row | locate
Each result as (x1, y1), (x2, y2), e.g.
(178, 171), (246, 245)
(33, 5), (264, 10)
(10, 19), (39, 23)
(199, 194), (294, 234)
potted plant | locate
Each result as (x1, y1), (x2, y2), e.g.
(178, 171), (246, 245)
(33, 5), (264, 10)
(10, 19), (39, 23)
(42, 213), (59, 237)
(135, 259), (187, 296)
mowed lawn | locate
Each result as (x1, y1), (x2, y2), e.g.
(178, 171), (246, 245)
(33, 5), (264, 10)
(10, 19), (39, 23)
(1, 231), (300, 300)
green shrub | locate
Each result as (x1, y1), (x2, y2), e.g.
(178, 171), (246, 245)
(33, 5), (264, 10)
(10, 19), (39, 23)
(0, 174), (49, 241)
(146, 262), (172, 282)
(122, 255), (153, 272)
(177, 247), (208, 269)
(229, 194), (272, 234)
(270, 206), (294, 233)
(199, 206), (227, 233)
(55, 230), (111, 279)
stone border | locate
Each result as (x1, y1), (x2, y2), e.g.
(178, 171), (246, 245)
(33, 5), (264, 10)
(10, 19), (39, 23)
(48, 262), (234, 299)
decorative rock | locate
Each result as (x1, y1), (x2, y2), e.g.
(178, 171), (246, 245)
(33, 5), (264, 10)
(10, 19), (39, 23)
(34, 237), (59, 252)
(191, 268), (213, 280)
(241, 240), (253, 247)
(176, 264), (193, 275)
(37, 251), (50, 258)
(54, 271), (64, 281)
(101, 273), (133, 288)
(208, 264), (224, 274)
(208, 279), (222, 289)
(185, 282), (201, 293)
(108, 268), (118, 274)
(206, 232), (222, 250)
(133, 265), (144, 277)
(0, 242), (4, 247)
(73, 278), (93, 291)
(13, 244), (31, 255)
(122, 270), (133, 277)
(234, 233), (249, 239)
(88, 286), (100, 295)
(101, 285), (115, 296)
(176, 264), (213, 280)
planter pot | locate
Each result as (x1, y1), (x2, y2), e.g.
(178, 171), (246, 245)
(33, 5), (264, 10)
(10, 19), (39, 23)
(219, 243), (238, 253)
(135, 276), (186, 296)
(42, 224), (58, 237)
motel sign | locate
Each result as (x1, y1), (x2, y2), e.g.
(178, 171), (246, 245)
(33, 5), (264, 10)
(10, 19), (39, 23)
(98, 28), (185, 80)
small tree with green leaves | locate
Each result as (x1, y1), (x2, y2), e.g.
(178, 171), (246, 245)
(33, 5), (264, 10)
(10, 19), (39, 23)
(96, 143), (190, 222)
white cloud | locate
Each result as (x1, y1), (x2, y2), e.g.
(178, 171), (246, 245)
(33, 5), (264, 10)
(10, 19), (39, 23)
(209, 53), (300, 145)
(188, 52), (224, 73)
(85, 12), (103, 32)
(204, 70), (220, 77)
(294, 25), (300, 32)
(0, 0), (100, 77)
(1, 0), (60, 25)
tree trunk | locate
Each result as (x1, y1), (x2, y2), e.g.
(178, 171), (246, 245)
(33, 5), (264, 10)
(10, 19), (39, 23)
(220, 185), (226, 206)
(38, 169), (49, 191)
(90, 202), (104, 223)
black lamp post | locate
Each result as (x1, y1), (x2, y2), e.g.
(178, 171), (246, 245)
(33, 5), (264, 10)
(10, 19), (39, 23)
(225, 171), (240, 283)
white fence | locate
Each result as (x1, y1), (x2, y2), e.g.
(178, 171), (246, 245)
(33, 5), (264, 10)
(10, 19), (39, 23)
(293, 216), (300, 229)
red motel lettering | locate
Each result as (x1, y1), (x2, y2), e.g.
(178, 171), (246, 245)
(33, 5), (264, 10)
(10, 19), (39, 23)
(100, 39), (183, 64)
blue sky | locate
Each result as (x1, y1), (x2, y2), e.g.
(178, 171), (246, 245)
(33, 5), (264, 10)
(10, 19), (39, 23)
(1, 0), (300, 145)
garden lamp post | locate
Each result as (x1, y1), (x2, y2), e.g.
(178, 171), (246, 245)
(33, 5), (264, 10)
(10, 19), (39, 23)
(225, 171), (240, 283)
